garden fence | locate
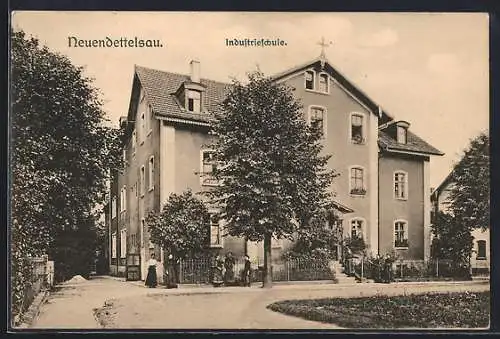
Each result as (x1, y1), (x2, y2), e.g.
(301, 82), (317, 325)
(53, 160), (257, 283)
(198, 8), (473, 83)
(344, 257), (486, 282)
(178, 257), (334, 284)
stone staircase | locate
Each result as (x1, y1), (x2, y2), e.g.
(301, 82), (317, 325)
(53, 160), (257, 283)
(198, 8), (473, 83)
(330, 261), (357, 284)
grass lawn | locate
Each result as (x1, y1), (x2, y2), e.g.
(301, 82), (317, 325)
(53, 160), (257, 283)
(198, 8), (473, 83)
(267, 291), (490, 329)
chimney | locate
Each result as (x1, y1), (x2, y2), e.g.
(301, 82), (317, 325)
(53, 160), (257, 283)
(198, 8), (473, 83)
(190, 60), (200, 83)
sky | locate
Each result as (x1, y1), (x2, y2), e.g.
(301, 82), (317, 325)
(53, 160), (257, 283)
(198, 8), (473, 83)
(12, 11), (489, 188)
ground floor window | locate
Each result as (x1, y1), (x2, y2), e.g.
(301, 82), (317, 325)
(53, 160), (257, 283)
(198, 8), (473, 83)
(477, 240), (487, 259)
(210, 214), (222, 247)
(350, 218), (364, 239)
(111, 233), (117, 258)
(394, 220), (409, 248)
(120, 229), (127, 258)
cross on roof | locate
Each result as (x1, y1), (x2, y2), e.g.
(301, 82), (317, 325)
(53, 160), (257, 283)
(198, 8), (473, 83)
(317, 37), (333, 58)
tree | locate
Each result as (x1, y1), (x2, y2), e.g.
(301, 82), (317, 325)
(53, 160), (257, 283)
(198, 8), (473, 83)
(205, 71), (336, 288)
(285, 211), (341, 261)
(146, 190), (210, 260)
(447, 132), (489, 231)
(11, 30), (121, 313)
(430, 132), (489, 278)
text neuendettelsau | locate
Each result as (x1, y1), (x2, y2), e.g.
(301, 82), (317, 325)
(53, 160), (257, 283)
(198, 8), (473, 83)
(68, 36), (164, 48)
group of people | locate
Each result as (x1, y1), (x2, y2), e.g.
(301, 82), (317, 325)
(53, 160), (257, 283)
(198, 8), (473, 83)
(212, 252), (252, 287)
(144, 252), (179, 288)
(144, 251), (253, 289)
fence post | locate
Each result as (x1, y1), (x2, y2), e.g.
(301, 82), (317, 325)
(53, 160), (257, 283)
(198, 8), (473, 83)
(400, 260), (403, 278)
(436, 258), (439, 277)
(361, 257), (364, 281)
(286, 259), (290, 282)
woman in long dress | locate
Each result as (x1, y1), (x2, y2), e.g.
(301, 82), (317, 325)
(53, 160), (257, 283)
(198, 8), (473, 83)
(145, 253), (158, 288)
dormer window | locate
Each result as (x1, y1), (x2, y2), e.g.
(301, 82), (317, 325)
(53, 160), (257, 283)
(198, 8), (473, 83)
(397, 125), (407, 144)
(187, 90), (201, 113)
(305, 71), (315, 90)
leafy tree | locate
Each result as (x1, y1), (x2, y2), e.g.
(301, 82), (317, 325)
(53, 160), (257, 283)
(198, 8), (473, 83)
(11, 30), (121, 314)
(430, 132), (488, 278)
(205, 71), (337, 288)
(447, 132), (489, 231)
(285, 211), (341, 261)
(146, 190), (210, 260)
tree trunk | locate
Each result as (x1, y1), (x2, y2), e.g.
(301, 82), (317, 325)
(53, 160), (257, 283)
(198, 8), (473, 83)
(262, 233), (273, 288)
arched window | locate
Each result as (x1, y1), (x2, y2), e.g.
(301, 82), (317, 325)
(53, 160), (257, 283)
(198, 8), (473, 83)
(319, 73), (329, 93)
(305, 70), (315, 90)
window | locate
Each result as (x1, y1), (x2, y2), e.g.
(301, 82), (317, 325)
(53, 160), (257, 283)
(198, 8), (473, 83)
(111, 233), (117, 258)
(200, 150), (218, 186)
(305, 70), (315, 90)
(394, 220), (409, 248)
(146, 105), (152, 133)
(120, 186), (127, 212)
(140, 165), (145, 196)
(350, 219), (364, 239)
(148, 156), (155, 191)
(111, 197), (117, 219)
(120, 229), (127, 258)
(397, 126), (407, 144)
(209, 214), (222, 247)
(132, 130), (136, 152)
(140, 113), (145, 142)
(140, 219), (145, 245)
(477, 240), (487, 259)
(122, 149), (127, 164)
(394, 171), (408, 200)
(187, 90), (201, 113)
(309, 106), (326, 136)
(350, 167), (366, 195)
(319, 73), (329, 93)
(351, 113), (365, 144)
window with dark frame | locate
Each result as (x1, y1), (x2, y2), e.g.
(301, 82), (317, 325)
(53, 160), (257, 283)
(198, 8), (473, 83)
(319, 73), (328, 93)
(351, 219), (363, 239)
(309, 107), (325, 136)
(394, 221), (409, 248)
(305, 71), (315, 90)
(351, 114), (364, 144)
(209, 214), (221, 246)
(477, 240), (487, 259)
(187, 90), (201, 113)
(201, 150), (218, 186)
(350, 167), (365, 195)
(394, 172), (407, 199)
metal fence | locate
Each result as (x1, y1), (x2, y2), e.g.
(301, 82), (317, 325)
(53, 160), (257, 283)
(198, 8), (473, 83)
(344, 257), (487, 282)
(178, 257), (334, 284)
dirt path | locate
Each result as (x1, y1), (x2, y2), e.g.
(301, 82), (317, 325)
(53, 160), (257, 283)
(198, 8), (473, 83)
(31, 276), (489, 329)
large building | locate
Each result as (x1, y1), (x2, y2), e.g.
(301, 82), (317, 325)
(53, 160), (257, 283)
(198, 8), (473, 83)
(107, 52), (443, 281)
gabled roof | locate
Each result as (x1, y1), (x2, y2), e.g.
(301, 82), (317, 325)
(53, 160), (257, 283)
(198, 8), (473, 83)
(431, 171), (455, 200)
(129, 65), (230, 125)
(270, 56), (394, 124)
(378, 129), (444, 156)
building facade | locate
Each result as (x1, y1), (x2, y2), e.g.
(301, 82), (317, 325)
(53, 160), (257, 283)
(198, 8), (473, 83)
(431, 173), (490, 274)
(108, 55), (443, 280)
